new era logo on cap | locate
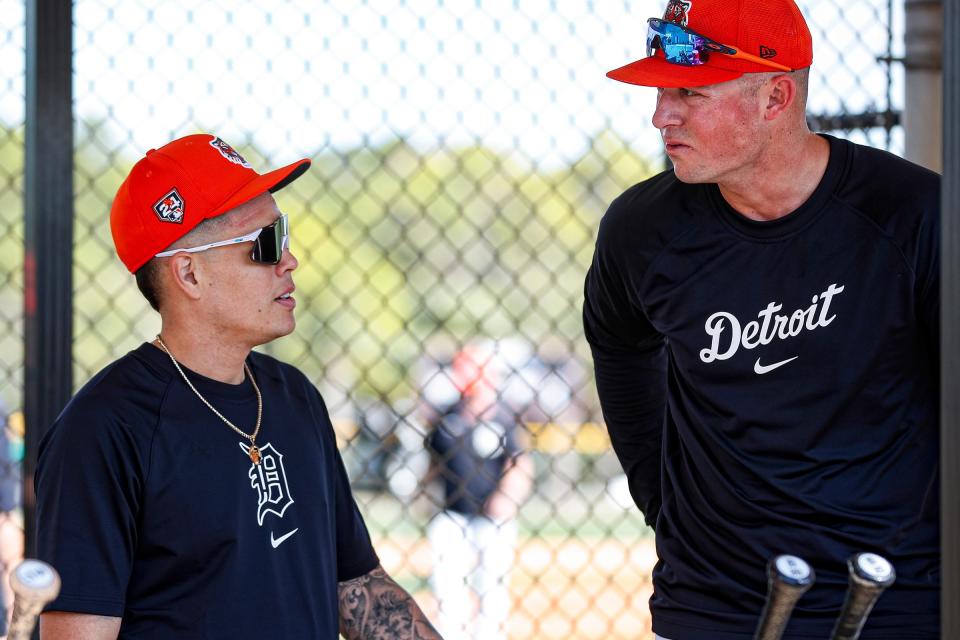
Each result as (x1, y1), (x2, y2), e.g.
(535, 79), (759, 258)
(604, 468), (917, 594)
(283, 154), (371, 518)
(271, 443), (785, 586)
(760, 45), (777, 59)
(153, 188), (185, 224)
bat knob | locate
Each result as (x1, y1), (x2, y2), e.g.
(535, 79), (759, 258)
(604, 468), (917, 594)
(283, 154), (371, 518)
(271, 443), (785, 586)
(10, 559), (61, 601)
(849, 552), (895, 588)
(8, 560), (61, 640)
(771, 554), (815, 588)
(830, 552), (896, 640)
(754, 554), (815, 640)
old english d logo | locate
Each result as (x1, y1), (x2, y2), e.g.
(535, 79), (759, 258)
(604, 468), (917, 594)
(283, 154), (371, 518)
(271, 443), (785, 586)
(241, 442), (295, 525)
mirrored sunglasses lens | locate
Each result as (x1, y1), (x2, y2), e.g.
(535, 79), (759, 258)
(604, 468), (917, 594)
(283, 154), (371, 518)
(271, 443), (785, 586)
(251, 216), (287, 264)
(650, 21), (705, 66)
(646, 23), (659, 57)
(279, 216), (290, 254)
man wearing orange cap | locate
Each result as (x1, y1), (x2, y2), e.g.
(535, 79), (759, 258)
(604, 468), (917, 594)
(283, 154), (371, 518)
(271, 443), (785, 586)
(584, 0), (939, 637)
(35, 134), (442, 639)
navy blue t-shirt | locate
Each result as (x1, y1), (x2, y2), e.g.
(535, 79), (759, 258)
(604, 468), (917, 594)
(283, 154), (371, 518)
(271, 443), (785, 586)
(584, 135), (940, 638)
(36, 343), (379, 639)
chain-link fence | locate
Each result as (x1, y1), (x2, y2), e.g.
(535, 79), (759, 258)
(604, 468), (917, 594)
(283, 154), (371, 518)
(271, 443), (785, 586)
(1, 1), (905, 637)
(0, 0), (27, 626)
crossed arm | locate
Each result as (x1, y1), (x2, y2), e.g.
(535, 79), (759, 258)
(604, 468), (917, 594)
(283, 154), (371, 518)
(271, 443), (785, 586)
(338, 564), (442, 639)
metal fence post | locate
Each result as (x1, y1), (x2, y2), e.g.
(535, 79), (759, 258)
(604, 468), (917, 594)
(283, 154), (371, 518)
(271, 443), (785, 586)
(23, 0), (74, 559)
(903, 0), (943, 172)
(942, 0), (960, 633)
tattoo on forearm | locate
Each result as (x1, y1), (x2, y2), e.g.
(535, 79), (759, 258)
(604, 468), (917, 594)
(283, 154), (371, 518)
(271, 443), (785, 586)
(338, 566), (443, 639)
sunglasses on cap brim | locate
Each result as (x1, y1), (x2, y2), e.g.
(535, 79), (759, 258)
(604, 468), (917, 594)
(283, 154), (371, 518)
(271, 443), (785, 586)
(646, 18), (793, 72)
(154, 214), (290, 265)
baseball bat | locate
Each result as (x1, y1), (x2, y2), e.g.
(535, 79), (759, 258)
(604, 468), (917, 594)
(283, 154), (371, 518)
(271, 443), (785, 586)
(7, 559), (61, 640)
(753, 554), (815, 640)
(829, 552), (896, 640)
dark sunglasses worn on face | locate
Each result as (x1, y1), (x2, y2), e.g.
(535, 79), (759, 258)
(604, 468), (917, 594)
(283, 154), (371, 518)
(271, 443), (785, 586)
(154, 214), (290, 265)
(646, 18), (793, 72)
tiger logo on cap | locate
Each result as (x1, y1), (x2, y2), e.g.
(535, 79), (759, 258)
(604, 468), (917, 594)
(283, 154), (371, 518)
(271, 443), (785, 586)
(209, 136), (252, 169)
(664, 0), (692, 25)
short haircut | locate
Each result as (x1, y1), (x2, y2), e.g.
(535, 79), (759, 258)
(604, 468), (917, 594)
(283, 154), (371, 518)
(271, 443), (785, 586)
(130, 209), (238, 312)
(135, 258), (162, 312)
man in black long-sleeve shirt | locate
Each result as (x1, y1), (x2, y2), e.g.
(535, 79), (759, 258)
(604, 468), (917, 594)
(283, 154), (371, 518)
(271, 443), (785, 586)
(583, 0), (940, 637)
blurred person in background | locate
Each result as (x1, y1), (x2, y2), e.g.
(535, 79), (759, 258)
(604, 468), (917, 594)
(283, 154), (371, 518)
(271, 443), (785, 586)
(584, 0), (940, 638)
(0, 402), (22, 518)
(422, 340), (534, 640)
(0, 401), (18, 637)
(35, 134), (442, 640)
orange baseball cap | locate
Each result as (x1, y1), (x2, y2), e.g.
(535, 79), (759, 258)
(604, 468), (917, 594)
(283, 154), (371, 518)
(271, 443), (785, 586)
(110, 134), (311, 273)
(607, 0), (813, 88)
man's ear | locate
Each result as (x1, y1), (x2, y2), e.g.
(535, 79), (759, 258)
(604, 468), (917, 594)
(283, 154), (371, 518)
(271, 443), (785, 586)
(165, 253), (204, 301)
(764, 74), (796, 121)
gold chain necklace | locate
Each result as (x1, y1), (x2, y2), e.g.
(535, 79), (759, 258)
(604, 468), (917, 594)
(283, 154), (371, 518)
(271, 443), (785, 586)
(155, 335), (264, 465)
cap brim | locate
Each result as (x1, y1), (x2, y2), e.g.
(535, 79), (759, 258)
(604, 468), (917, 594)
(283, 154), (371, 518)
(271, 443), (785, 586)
(213, 158), (311, 218)
(607, 56), (743, 88)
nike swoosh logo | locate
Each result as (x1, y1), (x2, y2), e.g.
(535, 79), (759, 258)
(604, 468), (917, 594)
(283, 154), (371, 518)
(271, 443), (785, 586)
(754, 356), (798, 375)
(270, 528), (299, 548)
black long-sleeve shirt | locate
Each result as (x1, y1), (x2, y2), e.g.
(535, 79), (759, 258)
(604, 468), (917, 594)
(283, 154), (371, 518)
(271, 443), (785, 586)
(584, 135), (940, 639)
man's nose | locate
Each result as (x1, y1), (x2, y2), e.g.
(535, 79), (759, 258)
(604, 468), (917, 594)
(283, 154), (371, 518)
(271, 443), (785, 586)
(277, 247), (298, 273)
(652, 89), (683, 130)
